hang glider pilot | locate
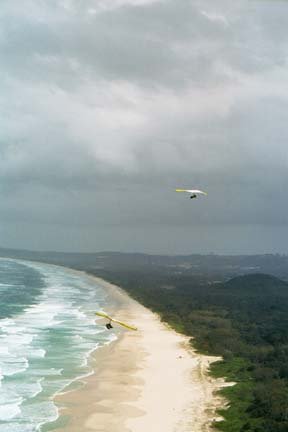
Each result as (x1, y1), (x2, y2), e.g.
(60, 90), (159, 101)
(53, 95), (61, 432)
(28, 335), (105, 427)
(106, 319), (113, 330)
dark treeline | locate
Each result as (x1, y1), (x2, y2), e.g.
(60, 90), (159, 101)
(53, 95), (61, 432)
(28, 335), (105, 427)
(1, 248), (288, 430)
(95, 270), (288, 432)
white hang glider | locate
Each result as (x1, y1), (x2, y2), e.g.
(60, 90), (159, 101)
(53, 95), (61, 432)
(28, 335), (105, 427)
(175, 189), (208, 199)
(95, 311), (138, 331)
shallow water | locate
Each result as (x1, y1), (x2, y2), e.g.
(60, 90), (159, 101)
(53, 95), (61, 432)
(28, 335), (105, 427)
(0, 259), (116, 431)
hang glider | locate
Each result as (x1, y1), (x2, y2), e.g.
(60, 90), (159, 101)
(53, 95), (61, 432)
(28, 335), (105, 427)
(95, 311), (138, 331)
(175, 189), (207, 199)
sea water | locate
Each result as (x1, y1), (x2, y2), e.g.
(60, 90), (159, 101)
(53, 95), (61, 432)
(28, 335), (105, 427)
(0, 258), (116, 431)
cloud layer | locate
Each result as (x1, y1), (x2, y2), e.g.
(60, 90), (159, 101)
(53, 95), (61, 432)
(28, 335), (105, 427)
(1, 0), (288, 253)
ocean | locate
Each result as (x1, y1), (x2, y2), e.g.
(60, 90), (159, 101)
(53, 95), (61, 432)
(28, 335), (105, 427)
(0, 258), (116, 431)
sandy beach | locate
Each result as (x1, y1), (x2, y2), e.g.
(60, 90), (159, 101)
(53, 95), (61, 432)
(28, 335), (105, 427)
(54, 276), (230, 432)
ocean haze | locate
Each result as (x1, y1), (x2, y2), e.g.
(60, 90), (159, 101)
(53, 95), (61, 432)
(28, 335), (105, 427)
(1, 0), (288, 253)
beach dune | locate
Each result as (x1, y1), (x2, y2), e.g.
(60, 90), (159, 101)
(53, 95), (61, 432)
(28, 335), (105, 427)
(55, 277), (229, 432)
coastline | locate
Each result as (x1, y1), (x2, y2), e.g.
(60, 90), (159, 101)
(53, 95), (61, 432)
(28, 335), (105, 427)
(53, 274), (232, 432)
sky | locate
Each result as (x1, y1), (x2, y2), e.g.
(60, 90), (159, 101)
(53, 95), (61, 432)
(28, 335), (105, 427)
(1, 0), (288, 254)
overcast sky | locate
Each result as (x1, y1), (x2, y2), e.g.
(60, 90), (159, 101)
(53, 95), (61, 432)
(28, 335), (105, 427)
(1, 0), (288, 254)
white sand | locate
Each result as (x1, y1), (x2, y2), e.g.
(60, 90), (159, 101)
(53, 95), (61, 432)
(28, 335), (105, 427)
(55, 276), (232, 432)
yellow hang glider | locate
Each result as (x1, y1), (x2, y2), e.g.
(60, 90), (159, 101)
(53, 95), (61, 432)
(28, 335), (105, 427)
(95, 311), (138, 331)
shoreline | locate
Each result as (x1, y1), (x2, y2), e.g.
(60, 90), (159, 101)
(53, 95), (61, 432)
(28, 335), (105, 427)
(53, 274), (232, 432)
(0, 258), (232, 431)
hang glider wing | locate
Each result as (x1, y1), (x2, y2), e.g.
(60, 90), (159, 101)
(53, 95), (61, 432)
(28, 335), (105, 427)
(95, 311), (138, 331)
(175, 189), (207, 195)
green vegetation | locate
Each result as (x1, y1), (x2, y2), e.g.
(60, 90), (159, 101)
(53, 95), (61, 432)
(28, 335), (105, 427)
(95, 270), (288, 432)
(2, 248), (288, 430)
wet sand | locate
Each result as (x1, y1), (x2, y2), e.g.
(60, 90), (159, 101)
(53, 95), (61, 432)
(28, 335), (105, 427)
(54, 276), (231, 432)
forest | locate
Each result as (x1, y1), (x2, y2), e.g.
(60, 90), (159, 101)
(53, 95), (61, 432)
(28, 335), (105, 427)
(94, 269), (288, 432)
(1, 247), (288, 430)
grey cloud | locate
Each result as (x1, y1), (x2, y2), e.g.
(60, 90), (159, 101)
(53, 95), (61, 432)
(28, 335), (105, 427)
(0, 1), (245, 88)
(2, 0), (287, 85)
(1, 0), (288, 253)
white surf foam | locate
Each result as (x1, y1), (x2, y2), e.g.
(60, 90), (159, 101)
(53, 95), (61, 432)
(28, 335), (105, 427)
(0, 259), (117, 431)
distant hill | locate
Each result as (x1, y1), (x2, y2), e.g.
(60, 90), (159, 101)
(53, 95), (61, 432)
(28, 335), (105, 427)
(223, 273), (288, 295)
(1, 248), (288, 430)
(1, 247), (288, 282)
